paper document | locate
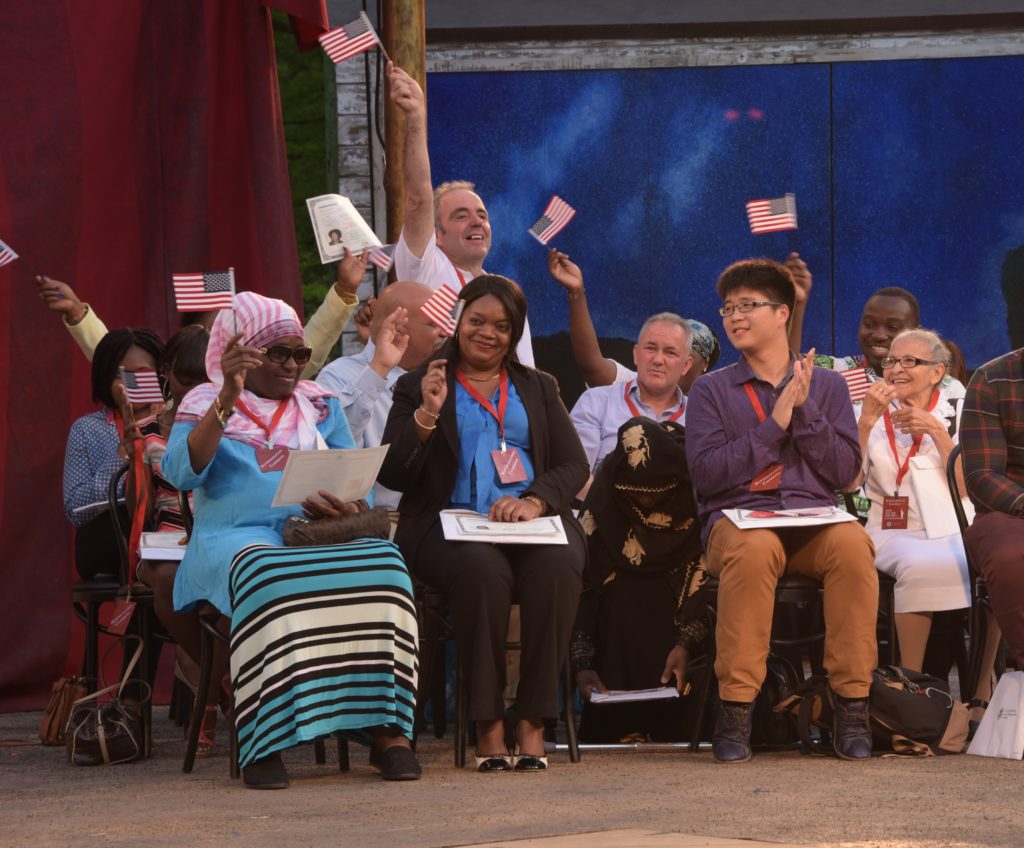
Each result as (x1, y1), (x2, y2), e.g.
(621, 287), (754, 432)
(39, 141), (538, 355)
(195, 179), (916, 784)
(271, 444), (389, 507)
(306, 194), (382, 264)
(139, 531), (188, 561)
(439, 509), (568, 545)
(72, 498), (125, 516)
(723, 506), (857, 530)
(590, 687), (680, 705)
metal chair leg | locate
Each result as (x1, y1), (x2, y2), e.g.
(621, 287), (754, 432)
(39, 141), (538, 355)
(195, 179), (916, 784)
(337, 735), (350, 772)
(455, 649), (467, 768)
(183, 622), (214, 774)
(562, 662), (580, 763)
(314, 739), (327, 764)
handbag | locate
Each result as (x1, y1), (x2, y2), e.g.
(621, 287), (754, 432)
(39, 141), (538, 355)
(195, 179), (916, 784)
(967, 671), (1024, 759)
(38, 676), (88, 746)
(65, 637), (150, 766)
(282, 505), (391, 547)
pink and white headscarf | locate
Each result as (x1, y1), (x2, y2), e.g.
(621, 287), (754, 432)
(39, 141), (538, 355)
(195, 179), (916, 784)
(176, 292), (333, 450)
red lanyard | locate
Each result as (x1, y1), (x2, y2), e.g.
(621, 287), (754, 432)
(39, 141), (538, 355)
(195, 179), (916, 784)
(235, 398), (290, 444)
(624, 381), (685, 421)
(743, 383), (768, 423)
(883, 389), (939, 492)
(453, 266), (467, 287)
(456, 369), (510, 449)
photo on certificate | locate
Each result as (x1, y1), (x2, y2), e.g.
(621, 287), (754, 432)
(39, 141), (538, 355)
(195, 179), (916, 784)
(306, 193), (382, 264)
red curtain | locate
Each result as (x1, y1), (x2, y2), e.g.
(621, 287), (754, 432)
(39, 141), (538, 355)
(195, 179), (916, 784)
(0, 0), (327, 710)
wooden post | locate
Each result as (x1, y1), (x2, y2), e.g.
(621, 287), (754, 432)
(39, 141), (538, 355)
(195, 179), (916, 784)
(382, 0), (426, 246)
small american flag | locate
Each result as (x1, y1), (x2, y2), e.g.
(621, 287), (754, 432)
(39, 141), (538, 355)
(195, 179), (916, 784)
(746, 193), (798, 234)
(528, 195), (576, 245)
(172, 270), (235, 311)
(841, 367), (871, 403)
(121, 369), (165, 405)
(0, 238), (17, 269)
(319, 12), (380, 65)
(368, 244), (394, 272)
(420, 285), (462, 337)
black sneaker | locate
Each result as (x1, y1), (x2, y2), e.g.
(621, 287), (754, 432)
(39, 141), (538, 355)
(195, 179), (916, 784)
(369, 744), (422, 781)
(832, 693), (873, 760)
(242, 752), (290, 789)
(712, 701), (753, 763)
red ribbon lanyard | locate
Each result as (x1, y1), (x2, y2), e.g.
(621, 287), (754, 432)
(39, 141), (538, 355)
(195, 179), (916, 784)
(456, 369), (510, 449)
(453, 266), (467, 288)
(743, 383), (768, 423)
(883, 389), (940, 493)
(624, 381), (684, 421)
(235, 398), (290, 444)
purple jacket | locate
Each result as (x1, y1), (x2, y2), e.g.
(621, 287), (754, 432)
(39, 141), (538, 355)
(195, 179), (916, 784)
(685, 355), (862, 546)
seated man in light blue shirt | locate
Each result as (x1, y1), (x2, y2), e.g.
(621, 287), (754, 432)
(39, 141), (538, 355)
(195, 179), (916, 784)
(317, 280), (446, 508)
(570, 313), (692, 474)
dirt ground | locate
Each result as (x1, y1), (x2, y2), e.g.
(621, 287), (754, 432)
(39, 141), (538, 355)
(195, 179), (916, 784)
(1, 709), (1021, 848)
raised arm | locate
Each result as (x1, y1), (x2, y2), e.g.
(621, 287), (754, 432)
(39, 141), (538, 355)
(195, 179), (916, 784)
(785, 252), (811, 356)
(36, 275), (109, 361)
(388, 63), (434, 259)
(962, 367), (1024, 515)
(548, 249), (619, 387)
(301, 248), (365, 378)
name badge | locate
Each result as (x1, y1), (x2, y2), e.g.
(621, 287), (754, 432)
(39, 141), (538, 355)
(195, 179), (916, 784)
(882, 495), (910, 530)
(491, 447), (528, 484)
(109, 598), (137, 637)
(749, 463), (784, 492)
(256, 446), (290, 473)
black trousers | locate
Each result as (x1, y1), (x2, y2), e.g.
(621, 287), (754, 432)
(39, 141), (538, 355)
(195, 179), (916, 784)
(412, 520), (585, 722)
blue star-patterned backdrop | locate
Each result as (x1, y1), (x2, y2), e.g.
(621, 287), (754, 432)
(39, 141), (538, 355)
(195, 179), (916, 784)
(426, 55), (1024, 371)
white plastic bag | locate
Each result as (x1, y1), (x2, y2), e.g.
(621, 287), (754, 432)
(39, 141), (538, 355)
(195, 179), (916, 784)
(967, 671), (1024, 759)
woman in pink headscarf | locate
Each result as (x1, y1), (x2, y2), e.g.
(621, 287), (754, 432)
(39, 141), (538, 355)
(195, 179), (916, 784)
(163, 292), (420, 789)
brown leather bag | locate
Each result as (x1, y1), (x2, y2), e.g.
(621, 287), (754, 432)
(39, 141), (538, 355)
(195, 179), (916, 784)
(39, 676), (88, 746)
(282, 506), (391, 547)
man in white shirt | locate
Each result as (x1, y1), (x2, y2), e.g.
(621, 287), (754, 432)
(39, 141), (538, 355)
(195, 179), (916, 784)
(387, 63), (534, 366)
(570, 313), (692, 473)
(317, 281), (446, 509)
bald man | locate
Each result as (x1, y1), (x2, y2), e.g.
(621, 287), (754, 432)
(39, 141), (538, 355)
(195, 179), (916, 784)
(317, 281), (446, 508)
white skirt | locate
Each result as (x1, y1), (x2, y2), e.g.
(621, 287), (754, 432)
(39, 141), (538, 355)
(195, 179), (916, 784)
(872, 529), (970, 614)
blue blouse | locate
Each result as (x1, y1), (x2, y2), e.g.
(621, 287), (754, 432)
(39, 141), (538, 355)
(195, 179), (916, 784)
(449, 379), (534, 513)
(63, 410), (123, 527)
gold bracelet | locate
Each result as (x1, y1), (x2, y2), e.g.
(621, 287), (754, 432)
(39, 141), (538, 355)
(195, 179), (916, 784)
(213, 397), (234, 428)
(521, 494), (547, 515)
(65, 304), (90, 327)
(418, 405), (440, 420)
(413, 408), (437, 430)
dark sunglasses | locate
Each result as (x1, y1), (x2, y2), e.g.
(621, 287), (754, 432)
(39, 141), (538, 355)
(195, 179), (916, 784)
(259, 345), (313, 366)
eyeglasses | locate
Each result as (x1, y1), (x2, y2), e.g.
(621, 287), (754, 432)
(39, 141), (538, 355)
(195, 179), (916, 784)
(259, 345), (313, 366)
(880, 355), (938, 370)
(718, 300), (782, 318)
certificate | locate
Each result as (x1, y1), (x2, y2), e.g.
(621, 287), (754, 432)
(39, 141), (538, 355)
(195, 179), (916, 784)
(723, 505), (858, 530)
(270, 445), (389, 507)
(439, 509), (569, 545)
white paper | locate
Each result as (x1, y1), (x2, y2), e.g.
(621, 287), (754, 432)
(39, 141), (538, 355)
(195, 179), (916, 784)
(590, 687), (680, 705)
(271, 445), (389, 507)
(72, 497), (125, 516)
(139, 531), (188, 561)
(967, 671), (1024, 759)
(908, 455), (975, 540)
(723, 506), (858, 530)
(306, 193), (382, 264)
(439, 509), (568, 545)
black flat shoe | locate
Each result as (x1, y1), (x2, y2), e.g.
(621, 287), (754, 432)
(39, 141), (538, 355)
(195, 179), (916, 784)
(369, 744), (422, 781)
(512, 753), (548, 771)
(242, 752), (290, 790)
(475, 753), (513, 772)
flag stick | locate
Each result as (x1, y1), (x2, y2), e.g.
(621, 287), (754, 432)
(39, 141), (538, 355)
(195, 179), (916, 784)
(359, 11), (391, 64)
(19, 255), (42, 281)
(229, 267), (238, 335)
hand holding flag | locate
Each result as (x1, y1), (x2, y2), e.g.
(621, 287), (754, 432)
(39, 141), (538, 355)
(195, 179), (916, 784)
(746, 193), (797, 234)
(528, 196), (576, 245)
(319, 12), (385, 65)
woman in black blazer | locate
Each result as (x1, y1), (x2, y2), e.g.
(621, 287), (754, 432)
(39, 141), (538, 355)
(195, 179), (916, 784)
(380, 275), (588, 772)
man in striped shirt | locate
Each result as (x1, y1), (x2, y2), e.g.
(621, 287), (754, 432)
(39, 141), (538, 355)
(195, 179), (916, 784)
(961, 347), (1024, 669)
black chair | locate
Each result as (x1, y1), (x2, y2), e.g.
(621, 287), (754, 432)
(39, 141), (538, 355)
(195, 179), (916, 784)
(177, 491), (349, 777)
(945, 443), (1003, 701)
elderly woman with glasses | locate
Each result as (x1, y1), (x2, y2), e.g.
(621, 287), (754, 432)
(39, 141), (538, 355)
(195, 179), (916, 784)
(162, 292), (420, 789)
(849, 329), (973, 672)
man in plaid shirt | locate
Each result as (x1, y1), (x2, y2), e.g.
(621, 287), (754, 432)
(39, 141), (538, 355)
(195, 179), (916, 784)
(961, 347), (1024, 668)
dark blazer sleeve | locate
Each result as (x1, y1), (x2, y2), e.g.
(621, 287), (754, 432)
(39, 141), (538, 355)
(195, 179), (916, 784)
(378, 368), (433, 492)
(523, 370), (589, 515)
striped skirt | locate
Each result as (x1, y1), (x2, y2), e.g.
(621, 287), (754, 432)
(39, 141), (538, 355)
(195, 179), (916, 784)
(228, 539), (418, 768)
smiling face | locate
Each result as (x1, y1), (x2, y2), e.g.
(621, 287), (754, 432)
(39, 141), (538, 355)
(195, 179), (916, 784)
(457, 294), (511, 373)
(859, 295), (917, 373)
(721, 286), (790, 354)
(436, 189), (491, 269)
(244, 335), (304, 400)
(883, 335), (945, 403)
(633, 320), (692, 397)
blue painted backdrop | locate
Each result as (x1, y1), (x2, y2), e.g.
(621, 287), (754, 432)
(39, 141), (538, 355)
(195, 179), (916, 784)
(426, 55), (1024, 368)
